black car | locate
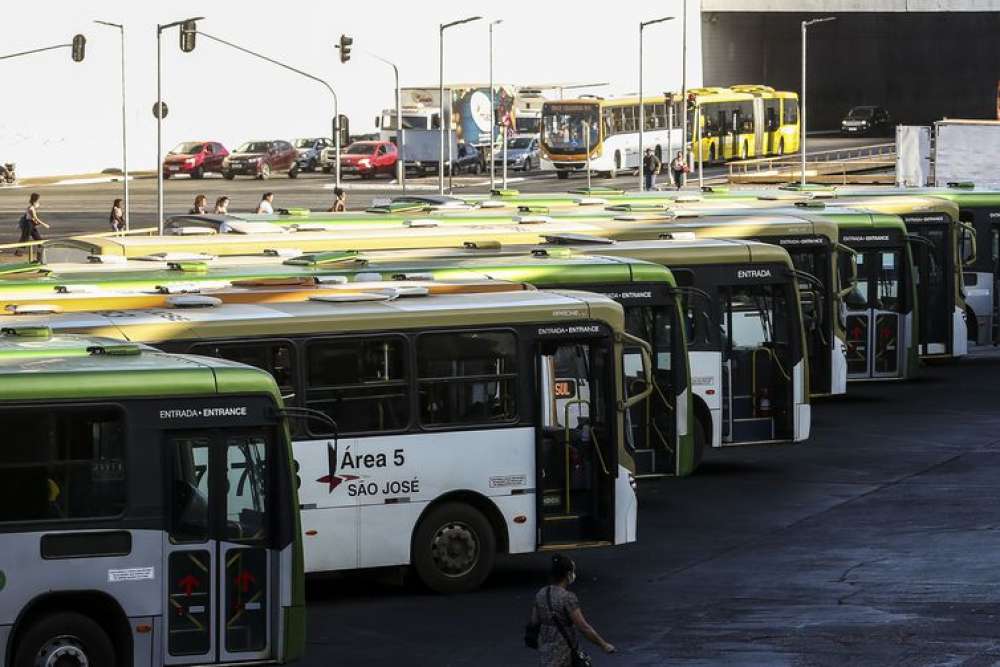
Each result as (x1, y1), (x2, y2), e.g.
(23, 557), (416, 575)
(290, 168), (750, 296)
(841, 106), (891, 137)
(447, 143), (482, 175)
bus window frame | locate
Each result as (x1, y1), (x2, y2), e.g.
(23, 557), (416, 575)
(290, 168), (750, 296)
(303, 332), (413, 438)
(415, 327), (522, 431)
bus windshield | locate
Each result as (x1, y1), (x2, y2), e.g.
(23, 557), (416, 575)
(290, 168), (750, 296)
(542, 103), (599, 153)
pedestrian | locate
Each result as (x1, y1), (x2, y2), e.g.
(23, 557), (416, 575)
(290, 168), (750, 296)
(526, 554), (615, 666)
(257, 192), (274, 215)
(643, 148), (661, 192)
(189, 194), (208, 215)
(109, 198), (125, 232)
(213, 196), (230, 215)
(14, 193), (49, 256)
(327, 187), (346, 212)
(670, 151), (688, 191)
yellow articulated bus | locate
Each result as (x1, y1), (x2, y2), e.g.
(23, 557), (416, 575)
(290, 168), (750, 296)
(538, 85), (799, 178)
(688, 85), (800, 163)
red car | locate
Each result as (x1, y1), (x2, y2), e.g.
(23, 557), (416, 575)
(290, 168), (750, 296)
(162, 141), (228, 179)
(340, 141), (398, 179)
(223, 140), (299, 179)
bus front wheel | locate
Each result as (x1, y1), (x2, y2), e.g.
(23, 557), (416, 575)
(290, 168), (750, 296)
(412, 501), (496, 594)
(14, 612), (116, 667)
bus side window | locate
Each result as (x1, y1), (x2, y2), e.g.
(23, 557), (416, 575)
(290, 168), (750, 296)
(0, 406), (126, 523)
(417, 330), (518, 427)
(305, 336), (410, 436)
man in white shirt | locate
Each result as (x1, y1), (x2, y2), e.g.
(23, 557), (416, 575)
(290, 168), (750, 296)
(257, 192), (275, 214)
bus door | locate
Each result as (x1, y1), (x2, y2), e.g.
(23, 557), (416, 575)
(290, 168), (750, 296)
(845, 249), (904, 379)
(622, 304), (677, 477)
(719, 280), (795, 444)
(165, 430), (276, 664)
(753, 97), (765, 155)
(907, 221), (953, 356)
(537, 332), (617, 546)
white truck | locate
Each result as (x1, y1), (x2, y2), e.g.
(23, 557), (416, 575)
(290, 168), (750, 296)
(932, 119), (1000, 188)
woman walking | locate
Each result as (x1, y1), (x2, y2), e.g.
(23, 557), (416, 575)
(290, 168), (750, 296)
(109, 198), (125, 232)
(529, 555), (615, 666)
(14, 193), (49, 256)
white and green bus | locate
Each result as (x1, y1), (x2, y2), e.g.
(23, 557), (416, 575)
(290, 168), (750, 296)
(0, 329), (305, 667)
(1, 289), (648, 594)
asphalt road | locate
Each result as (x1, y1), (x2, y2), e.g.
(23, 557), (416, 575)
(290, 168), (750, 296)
(0, 136), (887, 240)
(301, 348), (1000, 665)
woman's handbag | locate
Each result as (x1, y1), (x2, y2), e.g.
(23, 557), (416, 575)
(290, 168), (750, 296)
(547, 587), (592, 667)
(524, 616), (540, 649)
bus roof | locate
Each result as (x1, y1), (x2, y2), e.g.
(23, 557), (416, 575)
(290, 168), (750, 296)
(571, 238), (795, 269)
(0, 289), (627, 345)
(0, 330), (281, 402)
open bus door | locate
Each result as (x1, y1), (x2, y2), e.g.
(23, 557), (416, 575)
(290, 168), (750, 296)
(905, 221), (956, 356)
(535, 327), (649, 547)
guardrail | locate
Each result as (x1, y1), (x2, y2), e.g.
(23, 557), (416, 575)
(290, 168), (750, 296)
(728, 142), (896, 182)
(0, 227), (158, 264)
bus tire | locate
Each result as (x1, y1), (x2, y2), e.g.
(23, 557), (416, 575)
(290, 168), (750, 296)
(14, 612), (116, 667)
(556, 171), (569, 180)
(412, 501), (496, 594)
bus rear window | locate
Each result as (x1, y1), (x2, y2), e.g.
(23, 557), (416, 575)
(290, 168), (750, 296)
(0, 406), (126, 523)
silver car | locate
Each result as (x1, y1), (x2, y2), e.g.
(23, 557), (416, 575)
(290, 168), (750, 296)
(493, 135), (540, 172)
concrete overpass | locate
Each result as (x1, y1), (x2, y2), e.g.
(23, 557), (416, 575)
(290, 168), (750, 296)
(700, 1), (1000, 129)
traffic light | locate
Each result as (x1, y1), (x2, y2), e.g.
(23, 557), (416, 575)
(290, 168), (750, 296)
(71, 34), (86, 62)
(180, 20), (197, 53)
(338, 34), (353, 63)
(338, 114), (350, 146)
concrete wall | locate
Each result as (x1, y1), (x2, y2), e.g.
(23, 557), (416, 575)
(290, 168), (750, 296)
(702, 11), (1000, 130)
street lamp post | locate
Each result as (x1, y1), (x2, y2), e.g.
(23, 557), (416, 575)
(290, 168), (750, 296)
(156, 16), (204, 233)
(680, 0), (689, 182)
(365, 50), (404, 192)
(439, 16), (482, 195)
(639, 16), (674, 192)
(95, 20), (129, 230)
(801, 16), (837, 186)
(489, 19), (502, 192)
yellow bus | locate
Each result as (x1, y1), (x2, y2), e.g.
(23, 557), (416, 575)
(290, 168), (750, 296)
(689, 85), (800, 163)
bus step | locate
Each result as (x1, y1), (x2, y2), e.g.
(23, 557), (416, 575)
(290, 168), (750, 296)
(632, 448), (656, 475)
(542, 514), (587, 543)
(732, 395), (755, 418)
(731, 417), (774, 442)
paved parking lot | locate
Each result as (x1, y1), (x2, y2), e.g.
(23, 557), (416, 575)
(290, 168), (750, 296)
(299, 349), (1000, 665)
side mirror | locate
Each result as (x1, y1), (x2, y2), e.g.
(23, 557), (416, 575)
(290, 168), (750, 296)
(959, 222), (978, 267)
(374, 116), (381, 128)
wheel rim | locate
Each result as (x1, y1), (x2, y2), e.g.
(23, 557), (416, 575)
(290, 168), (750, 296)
(34, 635), (89, 667)
(430, 520), (480, 578)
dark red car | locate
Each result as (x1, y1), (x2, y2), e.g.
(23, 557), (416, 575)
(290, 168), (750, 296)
(223, 140), (299, 180)
(340, 141), (398, 179)
(162, 141), (228, 179)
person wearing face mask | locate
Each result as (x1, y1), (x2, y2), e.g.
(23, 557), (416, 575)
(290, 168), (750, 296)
(528, 554), (615, 666)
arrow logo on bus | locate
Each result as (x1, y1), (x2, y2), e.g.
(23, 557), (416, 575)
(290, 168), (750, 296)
(316, 442), (358, 493)
(178, 574), (200, 596)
